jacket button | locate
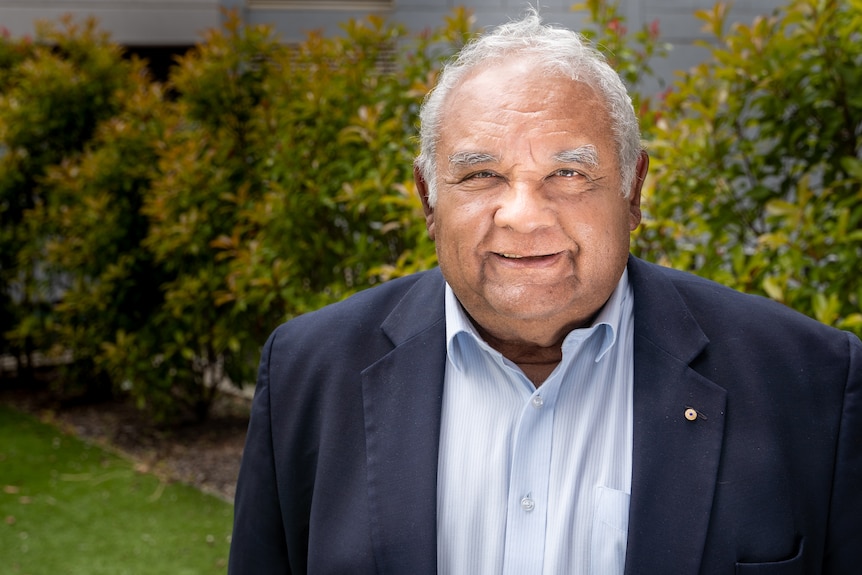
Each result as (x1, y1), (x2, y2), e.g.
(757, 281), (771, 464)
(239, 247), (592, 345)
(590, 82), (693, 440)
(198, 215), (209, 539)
(684, 408), (698, 421)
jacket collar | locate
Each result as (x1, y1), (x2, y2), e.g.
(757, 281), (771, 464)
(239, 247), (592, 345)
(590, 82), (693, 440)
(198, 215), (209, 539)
(362, 269), (446, 574)
(625, 256), (727, 575)
(361, 260), (728, 574)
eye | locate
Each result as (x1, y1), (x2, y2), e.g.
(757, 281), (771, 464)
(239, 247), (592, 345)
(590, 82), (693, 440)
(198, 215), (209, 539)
(552, 168), (590, 180)
(447, 170), (504, 190)
(465, 170), (498, 180)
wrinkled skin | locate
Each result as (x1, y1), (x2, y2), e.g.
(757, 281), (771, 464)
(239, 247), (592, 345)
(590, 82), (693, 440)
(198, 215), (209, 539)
(416, 58), (648, 384)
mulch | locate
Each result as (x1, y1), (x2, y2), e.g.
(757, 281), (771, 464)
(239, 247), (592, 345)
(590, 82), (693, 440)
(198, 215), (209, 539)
(0, 371), (250, 503)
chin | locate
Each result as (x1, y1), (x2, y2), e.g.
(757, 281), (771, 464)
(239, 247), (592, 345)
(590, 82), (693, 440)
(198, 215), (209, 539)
(490, 294), (576, 321)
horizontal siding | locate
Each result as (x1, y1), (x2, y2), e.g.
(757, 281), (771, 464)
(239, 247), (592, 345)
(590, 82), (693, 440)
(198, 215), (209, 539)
(0, 0), (220, 45)
(0, 0), (789, 87)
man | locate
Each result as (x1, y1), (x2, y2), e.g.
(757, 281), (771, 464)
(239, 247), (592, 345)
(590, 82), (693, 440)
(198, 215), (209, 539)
(229, 11), (861, 574)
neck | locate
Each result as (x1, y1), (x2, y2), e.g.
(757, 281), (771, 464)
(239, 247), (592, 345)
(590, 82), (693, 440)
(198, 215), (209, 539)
(518, 359), (560, 387)
(474, 324), (565, 387)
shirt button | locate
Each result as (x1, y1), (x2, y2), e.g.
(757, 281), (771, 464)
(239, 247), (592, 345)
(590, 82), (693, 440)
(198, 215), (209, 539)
(520, 497), (535, 512)
(531, 395), (544, 408)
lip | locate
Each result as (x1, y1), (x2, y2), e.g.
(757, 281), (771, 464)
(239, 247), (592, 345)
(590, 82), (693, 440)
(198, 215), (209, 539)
(491, 251), (564, 268)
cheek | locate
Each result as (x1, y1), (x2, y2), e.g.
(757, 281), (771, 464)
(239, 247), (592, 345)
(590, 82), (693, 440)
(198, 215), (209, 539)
(436, 197), (491, 241)
(566, 204), (631, 255)
(431, 207), (469, 263)
(452, 193), (492, 220)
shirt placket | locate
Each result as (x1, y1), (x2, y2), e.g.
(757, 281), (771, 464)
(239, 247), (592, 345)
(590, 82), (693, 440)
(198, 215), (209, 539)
(501, 376), (562, 575)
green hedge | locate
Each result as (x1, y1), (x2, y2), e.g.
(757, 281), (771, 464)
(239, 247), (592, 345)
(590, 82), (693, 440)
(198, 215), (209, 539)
(634, 0), (862, 333)
(0, 10), (472, 421)
(2, 1), (859, 423)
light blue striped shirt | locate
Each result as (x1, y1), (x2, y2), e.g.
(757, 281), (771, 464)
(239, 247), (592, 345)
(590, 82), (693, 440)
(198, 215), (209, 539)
(437, 270), (634, 575)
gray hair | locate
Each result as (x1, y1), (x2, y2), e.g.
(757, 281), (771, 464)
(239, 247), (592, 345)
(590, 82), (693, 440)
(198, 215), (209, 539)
(415, 10), (642, 206)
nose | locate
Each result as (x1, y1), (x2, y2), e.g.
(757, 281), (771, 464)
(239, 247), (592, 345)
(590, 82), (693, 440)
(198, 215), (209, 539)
(493, 182), (555, 233)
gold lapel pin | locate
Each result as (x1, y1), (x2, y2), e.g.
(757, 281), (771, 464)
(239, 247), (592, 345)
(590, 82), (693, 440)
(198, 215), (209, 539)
(684, 407), (707, 421)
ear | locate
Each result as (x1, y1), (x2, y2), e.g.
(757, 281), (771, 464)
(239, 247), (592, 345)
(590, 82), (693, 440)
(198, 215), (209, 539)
(628, 150), (649, 231)
(414, 165), (436, 241)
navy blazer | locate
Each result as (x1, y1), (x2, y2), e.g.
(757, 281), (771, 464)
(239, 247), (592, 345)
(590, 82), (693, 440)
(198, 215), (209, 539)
(229, 256), (862, 574)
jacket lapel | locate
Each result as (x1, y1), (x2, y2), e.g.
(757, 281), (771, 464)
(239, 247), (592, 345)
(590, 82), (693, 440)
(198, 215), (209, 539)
(359, 260), (728, 573)
(624, 257), (727, 575)
(362, 269), (447, 574)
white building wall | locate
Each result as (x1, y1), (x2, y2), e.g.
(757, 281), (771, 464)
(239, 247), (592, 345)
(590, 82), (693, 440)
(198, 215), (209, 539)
(0, 0), (788, 87)
(0, 0), (221, 45)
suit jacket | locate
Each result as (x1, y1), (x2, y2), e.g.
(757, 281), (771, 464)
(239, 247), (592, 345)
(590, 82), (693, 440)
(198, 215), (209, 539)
(229, 256), (862, 574)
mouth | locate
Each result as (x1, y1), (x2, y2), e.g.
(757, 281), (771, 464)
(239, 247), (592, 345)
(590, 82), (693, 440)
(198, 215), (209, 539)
(497, 252), (559, 260)
(493, 251), (564, 266)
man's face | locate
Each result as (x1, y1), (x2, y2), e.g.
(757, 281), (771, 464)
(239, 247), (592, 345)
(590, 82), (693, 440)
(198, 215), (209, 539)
(417, 58), (646, 348)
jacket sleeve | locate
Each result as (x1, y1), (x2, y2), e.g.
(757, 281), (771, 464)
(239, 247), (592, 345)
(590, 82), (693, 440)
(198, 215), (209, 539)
(228, 331), (291, 574)
(824, 331), (862, 572)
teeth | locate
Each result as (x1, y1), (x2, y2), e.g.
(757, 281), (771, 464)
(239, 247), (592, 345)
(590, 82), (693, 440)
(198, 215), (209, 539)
(501, 253), (525, 259)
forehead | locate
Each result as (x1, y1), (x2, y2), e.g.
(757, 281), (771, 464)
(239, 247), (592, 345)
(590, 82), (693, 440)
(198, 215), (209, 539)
(438, 59), (614, 161)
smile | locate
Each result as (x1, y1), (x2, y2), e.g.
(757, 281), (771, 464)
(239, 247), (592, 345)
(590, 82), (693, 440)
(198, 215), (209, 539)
(491, 252), (566, 270)
(497, 252), (560, 259)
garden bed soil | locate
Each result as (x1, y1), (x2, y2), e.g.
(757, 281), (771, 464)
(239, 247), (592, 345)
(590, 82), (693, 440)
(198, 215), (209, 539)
(0, 373), (249, 503)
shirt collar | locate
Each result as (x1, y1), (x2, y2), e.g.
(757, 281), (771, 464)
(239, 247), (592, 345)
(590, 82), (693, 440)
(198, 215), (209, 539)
(445, 284), (499, 371)
(445, 268), (631, 371)
(569, 267), (630, 362)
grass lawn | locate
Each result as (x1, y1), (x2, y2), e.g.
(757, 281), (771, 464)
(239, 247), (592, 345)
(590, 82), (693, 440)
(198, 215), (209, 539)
(0, 404), (233, 574)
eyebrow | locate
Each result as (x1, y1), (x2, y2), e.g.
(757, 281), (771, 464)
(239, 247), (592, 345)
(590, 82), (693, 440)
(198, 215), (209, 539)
(447, 151), (499, 168)
(447, 146), (600, 169)
(553, 145), (599, 167)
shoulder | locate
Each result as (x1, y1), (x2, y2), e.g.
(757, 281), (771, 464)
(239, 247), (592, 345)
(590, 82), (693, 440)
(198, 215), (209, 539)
(628, 256), (857, 356)
(255, 268), (446, 414)
(265, 268), (444, 354)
